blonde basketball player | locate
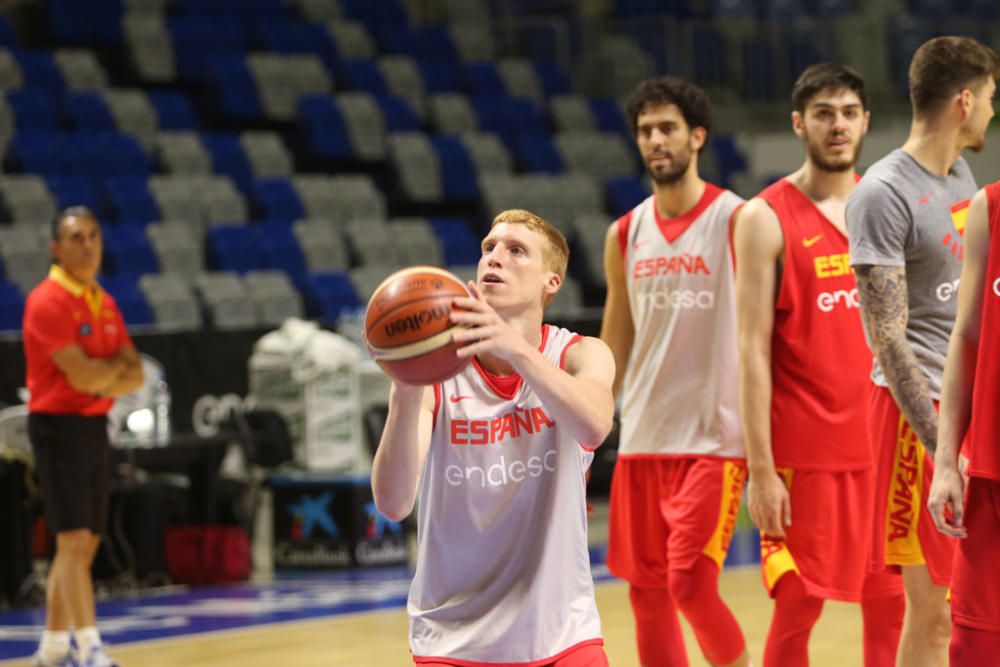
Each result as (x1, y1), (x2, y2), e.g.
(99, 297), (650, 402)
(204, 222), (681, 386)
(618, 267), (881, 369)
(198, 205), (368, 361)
(372, 209), (616, 667)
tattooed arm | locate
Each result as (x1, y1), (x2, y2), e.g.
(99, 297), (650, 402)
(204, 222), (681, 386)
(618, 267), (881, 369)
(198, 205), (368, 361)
(854, 265), (940, 454)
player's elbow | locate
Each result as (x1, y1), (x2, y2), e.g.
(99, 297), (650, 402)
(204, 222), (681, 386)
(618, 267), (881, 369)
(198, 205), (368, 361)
(373, 493), (413, 523)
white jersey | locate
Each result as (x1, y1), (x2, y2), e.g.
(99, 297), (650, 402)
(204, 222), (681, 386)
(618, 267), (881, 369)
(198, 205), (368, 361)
(619, 184), (744, 458)
(408, 324), (602, 664)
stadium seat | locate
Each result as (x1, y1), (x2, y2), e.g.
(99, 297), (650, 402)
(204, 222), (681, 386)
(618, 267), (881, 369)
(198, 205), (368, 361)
(376, 94), (421, 132)
(139, 273), (203, 331)
(206, 224), (264, 273)
(429, 135), (478, 202)
(147, 90), (200, 130)
(104, 175), (161, 226)
(154, 131), (213, 174)
(389, 132), (443, 203)
(297, 96), (353, 162)
(428, 93), (477, 133)
(54, 49), (108, 90)
(293, 220), (351, 272)
(147, 222), (205, 275)
(251, 179), (306, 222)
(302, 271), (360, 323)
(0, 280), (25, 331)
(62, 92), (117, 131)
(192, 271), (259, 330)
(102, 225), (159, 277)
(256, 221), (308, 279)
(429, 218), (481, 266)
(244, 269), (304, 326)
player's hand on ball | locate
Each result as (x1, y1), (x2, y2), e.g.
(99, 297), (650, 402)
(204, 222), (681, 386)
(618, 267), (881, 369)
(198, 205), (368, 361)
(450, 282), (531, 361)
(748, 469), (792, 539)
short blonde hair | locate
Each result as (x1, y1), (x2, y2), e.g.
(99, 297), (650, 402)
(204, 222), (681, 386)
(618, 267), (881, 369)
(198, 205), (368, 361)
(490, 209), (569, 280)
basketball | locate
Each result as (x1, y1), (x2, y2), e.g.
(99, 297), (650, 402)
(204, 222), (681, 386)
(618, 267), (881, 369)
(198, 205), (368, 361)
(364, 266), (472, 385)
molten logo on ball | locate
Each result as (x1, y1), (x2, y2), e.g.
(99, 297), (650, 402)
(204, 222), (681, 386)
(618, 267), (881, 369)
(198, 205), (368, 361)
(383, 305), (450, 338)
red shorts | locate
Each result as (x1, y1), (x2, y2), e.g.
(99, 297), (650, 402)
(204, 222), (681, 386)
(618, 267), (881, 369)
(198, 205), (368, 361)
(952, 477), (1000, 633)
(759, 468), (897, 602)
(868, 385), (955, 586)
(607, 456), (746, 586)
(415, 640), (607, 666)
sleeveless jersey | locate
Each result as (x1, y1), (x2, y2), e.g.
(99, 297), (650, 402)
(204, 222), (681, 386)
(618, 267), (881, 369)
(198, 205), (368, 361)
(759, 178), (872, 471)
(617, 183), (744, 458)
(968, 181), (1000, 481)
(409, 324), (602, 664)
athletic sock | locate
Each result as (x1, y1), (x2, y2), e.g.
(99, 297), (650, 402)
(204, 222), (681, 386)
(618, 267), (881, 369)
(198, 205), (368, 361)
(629, 584), (688, 666)
(763, 573), (824, 667)
(39, 630), (71, 662)
(668, 557), (747, 665)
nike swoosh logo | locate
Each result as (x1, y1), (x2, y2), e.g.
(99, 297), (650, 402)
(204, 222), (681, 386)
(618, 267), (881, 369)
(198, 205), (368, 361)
(449, 395), (474, 403)
(632, 240), (650, 250)
(919, 194), (931, 205)
(802, 235), (823, 248)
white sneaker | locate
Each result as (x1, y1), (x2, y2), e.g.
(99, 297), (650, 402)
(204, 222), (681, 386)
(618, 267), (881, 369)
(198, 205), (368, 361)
(31, 651), (78, 667)
(80, 645), (120, 667)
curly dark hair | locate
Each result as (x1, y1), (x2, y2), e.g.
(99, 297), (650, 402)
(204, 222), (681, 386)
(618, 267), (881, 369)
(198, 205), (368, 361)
(624, 76), (711, 139)
(791, 63), (867, 113)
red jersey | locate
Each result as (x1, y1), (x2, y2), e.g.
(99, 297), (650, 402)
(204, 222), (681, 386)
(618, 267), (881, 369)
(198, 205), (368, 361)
(758, 178), (872, 471)
(967, 181), (1000, 481)
(24, 265), (132, 416)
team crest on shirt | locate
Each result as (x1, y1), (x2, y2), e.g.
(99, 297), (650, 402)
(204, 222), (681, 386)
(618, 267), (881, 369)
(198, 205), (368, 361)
(941, 199), (970, 260)
(79, 323), (92, 336)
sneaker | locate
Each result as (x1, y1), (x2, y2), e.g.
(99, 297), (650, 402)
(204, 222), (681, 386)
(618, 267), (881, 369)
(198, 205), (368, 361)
(80, 645), (120, 667)
(31, 651), (78, 667)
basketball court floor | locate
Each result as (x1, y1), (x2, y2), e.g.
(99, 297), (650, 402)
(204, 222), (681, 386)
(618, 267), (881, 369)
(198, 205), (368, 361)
(0, 505), (866, 666)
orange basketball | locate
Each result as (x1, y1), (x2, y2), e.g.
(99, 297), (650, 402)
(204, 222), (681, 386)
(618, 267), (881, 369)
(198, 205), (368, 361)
(364, 266), (472, 385)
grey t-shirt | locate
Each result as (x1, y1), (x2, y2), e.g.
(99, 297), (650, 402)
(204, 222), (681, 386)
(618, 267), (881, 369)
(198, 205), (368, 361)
(846, 148), (977, 397)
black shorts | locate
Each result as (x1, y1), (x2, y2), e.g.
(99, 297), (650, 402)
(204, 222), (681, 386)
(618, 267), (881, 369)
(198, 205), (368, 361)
(29, 413), (111, 535)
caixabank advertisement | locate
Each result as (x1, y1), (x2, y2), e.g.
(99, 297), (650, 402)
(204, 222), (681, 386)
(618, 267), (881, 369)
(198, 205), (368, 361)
(268, 474), (408, 570)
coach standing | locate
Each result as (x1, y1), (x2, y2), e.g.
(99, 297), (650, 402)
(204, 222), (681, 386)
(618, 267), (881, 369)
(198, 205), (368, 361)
(24, 206), (143, 667)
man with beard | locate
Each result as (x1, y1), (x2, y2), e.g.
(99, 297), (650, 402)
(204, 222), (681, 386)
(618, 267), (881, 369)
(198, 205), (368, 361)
(847, 37), (999, 667)
(734, 64), (904, 667)
(601, 76), (750, 667)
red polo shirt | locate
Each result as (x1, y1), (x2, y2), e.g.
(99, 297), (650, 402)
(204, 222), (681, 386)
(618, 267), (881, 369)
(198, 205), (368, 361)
(23, 265), (132, 415)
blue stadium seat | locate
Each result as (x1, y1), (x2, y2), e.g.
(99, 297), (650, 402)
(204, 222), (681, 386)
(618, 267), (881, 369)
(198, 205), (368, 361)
(534, 62), (572, 97)
(965, 0), (999, 18)
(710, 0), (756, 18)
(7, 90), (61, 131)
(255, 21), (338, 70)
(376, 94), (421, 132)
(692, 26), (728, 88)
(174, 0), (290, 18)
(339, 59), (388, 93)
(14, 50), (65, 92)
(206, 224), (264, 273)
(104, 176), (160, 226)
(740, 38), (778, 102)
(0, 280), (25, 331)
(99, 275), (155, 326)
(44, 0), (122, 46)
(340, 0), (409, 32)
(429, 218), (481, 266)
(710, 135), (749, 188)
(462, 62), (507, 96)
(0, 15), (19, 48)
(46, 175), (105, 218)
(169, 16), (251, 82)
(251, 179), (306, 222)
(8, 132), (63, 175)
(255, 221), (308, 280)
(296, 96), (353, 161)
(784, 25), (836, 89)
(807, 0), (854, 15)
(148, 91), (201, 130)
(206, 55), (262, 121)
(606, 176), (651, 218)
(908, 0), (955, 18)
(759, 0), (809, 19)
(589, 97), (630, 137)
(62, 134), (151, 177)
(373, 22), (417, 56)
(515, 132), (564, 173)
(202, 133), (255, 189)
(886, 17), (934, 100)
(302, 271), (361, 323)
(470, 95), (545, 150)
(416, 58), (460, 94)
(102, 226), (160, 278)
(429, 136), (479, 202)
(62, 92), (117, 131)
(414, 26), (458, 60)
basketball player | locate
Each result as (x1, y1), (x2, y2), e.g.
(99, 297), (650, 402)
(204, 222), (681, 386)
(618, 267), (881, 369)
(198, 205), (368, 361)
(600, 76), (750, 667)
(371, 209), (615, 667)
(734, 64), (904, 667)
(929, 181), (1000, 665)
(847, 36), (999, 666)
